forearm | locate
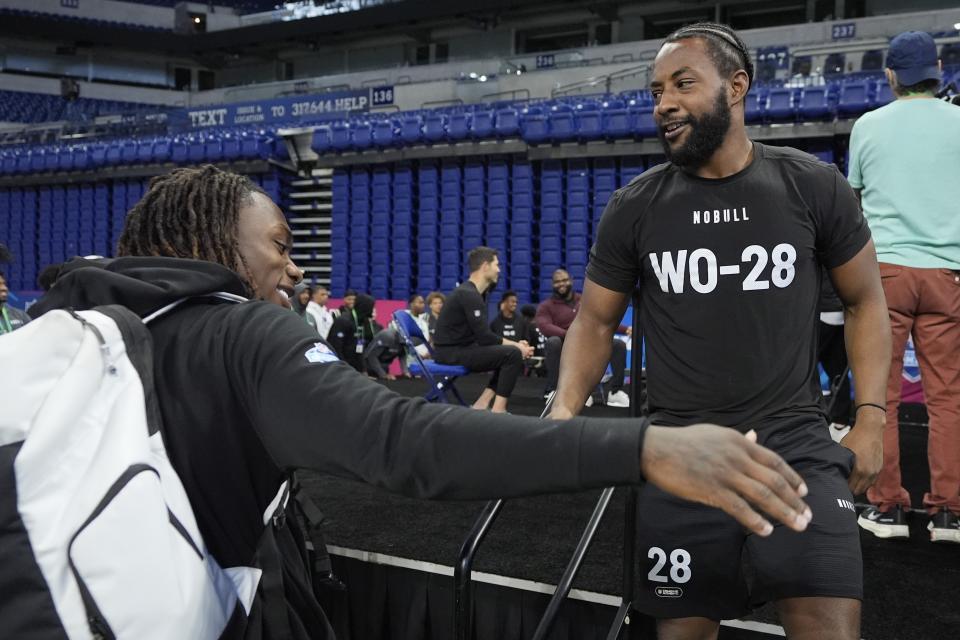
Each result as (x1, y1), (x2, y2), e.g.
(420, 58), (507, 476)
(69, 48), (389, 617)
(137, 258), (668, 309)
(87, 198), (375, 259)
(551, 316), (616, 419)
(844, 296), (890, 426)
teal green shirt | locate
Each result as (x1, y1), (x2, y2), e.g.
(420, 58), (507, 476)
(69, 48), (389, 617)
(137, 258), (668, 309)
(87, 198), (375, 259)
(848, 97), (960, 269)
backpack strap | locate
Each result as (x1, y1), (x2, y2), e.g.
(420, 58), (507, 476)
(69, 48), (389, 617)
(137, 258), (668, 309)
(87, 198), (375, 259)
(255, 480), (295, 640)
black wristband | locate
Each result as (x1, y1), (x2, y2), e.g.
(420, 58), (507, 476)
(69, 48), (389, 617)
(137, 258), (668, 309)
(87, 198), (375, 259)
(855, 402), (886, 413)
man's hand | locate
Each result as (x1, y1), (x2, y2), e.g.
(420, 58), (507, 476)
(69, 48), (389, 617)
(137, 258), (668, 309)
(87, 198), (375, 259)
(641, 425), (812, 536)
(839, 408), (884, 495)
(515, 340), (535, 359)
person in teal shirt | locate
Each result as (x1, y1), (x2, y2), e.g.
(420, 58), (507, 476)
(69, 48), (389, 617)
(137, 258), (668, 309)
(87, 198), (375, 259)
(848, 30), (960, 544)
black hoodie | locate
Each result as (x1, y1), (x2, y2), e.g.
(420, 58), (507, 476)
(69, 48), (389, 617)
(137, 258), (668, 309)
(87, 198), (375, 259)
(32, 257), (647, 640)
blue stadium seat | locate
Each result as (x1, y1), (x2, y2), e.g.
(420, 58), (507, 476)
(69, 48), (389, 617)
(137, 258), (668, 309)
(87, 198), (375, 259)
(137, 139), (154, 164)
(171, 137), (189, 163)
(520, 106), (549, 145)
(494, 106), (520, 138)
(221, 132), (239, 160)
(837, 81), (871, 118)
(765, 88), (796, 121)
(312, 126), (332, 154)
(548, 104), (576, 142)
(799, 86), (832, 120)
(576, 102), (603, 141)
(330, 121), (352, 151)
(372, 119), (398, 148)
(744, 90), (765, 124)
(422, 112), (446, 142)
(471, 109), (494, 139)
(873, 81), (894, 108)
(447, 111), (471, 141)
(602, 100), (632, 140)
(400, 114), (424, 144)
(631, 104), (657, 138)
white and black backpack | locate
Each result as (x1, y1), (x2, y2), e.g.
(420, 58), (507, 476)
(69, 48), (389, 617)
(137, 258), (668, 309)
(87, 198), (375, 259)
(0, 302), (270, 639)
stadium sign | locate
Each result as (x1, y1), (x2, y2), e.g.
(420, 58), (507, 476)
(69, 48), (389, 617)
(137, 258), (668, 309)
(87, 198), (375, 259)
(177, 88), (373, 129)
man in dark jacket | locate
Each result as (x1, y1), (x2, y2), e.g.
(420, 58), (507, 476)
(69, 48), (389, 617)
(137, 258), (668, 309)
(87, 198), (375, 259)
(327, 293), (376, 372)
(28, 166), (812, 639)
(434, 247), (534, 413)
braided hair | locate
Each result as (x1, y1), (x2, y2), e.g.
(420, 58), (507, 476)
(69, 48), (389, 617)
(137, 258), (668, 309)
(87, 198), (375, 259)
(663, 22), (755, 91)
(117, 164), (264, 294)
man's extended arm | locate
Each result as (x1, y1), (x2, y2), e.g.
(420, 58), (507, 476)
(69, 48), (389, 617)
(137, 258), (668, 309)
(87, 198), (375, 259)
(238, 306), (811, 537)
(549, 279), (630, 419)
(829, 239), (891, 494)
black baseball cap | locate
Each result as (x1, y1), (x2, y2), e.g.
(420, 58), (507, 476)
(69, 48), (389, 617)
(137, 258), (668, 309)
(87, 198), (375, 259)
(886, 31), (940, 85)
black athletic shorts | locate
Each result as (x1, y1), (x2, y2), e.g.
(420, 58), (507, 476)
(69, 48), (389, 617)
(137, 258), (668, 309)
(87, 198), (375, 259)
(635, 416), (862, 621)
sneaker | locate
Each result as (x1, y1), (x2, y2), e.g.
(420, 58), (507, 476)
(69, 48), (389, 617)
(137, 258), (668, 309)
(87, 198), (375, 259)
(606, 390), (630, 408)
(858, 505), (909, 539)
(928, 510), (960, 544)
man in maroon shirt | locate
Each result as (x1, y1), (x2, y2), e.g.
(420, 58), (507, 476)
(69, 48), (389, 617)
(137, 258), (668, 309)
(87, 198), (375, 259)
(535, 268), (630, 406)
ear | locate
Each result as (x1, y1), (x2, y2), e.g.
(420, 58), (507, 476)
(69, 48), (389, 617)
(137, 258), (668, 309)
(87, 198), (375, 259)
(884, 68), (896, 89)
(729, 69), (750, 106)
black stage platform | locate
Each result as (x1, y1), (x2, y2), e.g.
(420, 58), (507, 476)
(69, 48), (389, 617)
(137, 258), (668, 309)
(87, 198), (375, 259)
(299, 374), (960, 640)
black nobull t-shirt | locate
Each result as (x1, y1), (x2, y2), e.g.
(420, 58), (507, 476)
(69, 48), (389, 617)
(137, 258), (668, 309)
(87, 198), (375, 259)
(586, 142), (870, 431)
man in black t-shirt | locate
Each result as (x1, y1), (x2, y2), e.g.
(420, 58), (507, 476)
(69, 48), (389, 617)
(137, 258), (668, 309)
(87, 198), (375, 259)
(550, 22), (891, 639)
(489, 290), (527, 341)
(434, 247), (534, 413)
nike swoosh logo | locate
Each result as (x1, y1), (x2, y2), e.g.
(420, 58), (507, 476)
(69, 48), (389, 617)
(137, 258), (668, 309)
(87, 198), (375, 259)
(867, 512), (882, 521)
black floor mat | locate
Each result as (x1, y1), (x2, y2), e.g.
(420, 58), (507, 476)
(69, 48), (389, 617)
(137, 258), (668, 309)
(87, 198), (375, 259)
(300, 373), (960, 640)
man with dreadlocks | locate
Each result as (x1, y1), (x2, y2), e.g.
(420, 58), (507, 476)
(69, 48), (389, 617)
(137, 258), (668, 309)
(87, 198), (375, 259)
(30, 165), (814, 639)
(550, 22), (891, 639)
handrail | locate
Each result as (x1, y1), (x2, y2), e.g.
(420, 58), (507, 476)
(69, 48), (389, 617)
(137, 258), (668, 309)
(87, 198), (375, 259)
(453, 394), (556, 640)
(421, 98), (464, 109)
(480, 88), (530, 103)
(453, 289), (647, 640)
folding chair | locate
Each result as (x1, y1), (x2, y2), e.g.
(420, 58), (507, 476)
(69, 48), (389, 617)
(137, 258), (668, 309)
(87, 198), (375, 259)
(392, 310), (469, 405)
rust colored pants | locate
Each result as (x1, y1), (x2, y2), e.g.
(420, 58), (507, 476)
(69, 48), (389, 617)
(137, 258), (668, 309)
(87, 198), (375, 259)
(867, 264), (960, 514)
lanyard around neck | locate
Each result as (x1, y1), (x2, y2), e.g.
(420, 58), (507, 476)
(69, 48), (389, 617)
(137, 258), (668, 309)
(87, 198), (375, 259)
(0, 306), (12, 334)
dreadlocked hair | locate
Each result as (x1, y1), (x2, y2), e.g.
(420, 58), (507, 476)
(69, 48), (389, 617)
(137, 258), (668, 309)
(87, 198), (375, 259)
(117, 164), (265, 295)
(664, 22), (755, 91)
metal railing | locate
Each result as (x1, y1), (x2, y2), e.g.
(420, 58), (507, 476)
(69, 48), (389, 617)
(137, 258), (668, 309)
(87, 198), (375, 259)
(454, 288), (647, 640)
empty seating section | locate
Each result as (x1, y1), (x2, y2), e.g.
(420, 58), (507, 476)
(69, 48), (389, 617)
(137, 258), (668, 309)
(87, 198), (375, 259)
(0, 90), (155, 124)
(3, 53), (957, 301)
(0, 171), (280, 291)
(324, 156), (661, 303)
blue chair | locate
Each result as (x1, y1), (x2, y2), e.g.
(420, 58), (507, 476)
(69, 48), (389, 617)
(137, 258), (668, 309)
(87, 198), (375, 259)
(494, 106), (520, 137)
(372, 119), (397, 148)
(602, 100), (632, 140)
(873, 81), (894, 108)
(471, 109), (495, 139)
(392, 310), (469, 405)
(577, 102), (603, 141)
(799, 86), (832, 121)
(520, 106), (549, 145)
(400, 114), (424, 144)
(744, 90), (765, 124)
(765, 88), (796, 121)
(447, 111), (472, 140)
(837, 81), (871, 118)
(632, 104), (657, 138)
(330, 121), (352, 151)
(548, 104), (577, 142)
(422, 112), (446, 142)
